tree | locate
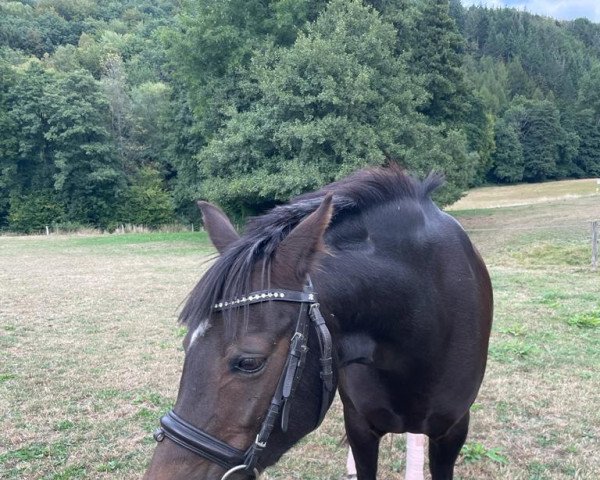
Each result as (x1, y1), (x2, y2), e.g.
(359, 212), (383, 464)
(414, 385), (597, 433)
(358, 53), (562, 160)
(119, 166), (175, 227)
(409, 0), (470, 124)
(365, 0), (417, 56)
(101, 53), (131, 167)
(129, 81), (171, 166)
(164, 0), (327, 138)
(449, 0), (466, 33)
(190, 0), (473, 215)
(464, 93), (495, 185)
(518, 99), (564, 181)
(1, 62), (55, 201)
(8, 190), (65, 233)
(501, 97), (566, 182)
(573, 109), (600, 176)
(0, 57), (17, 227)
(490, 119), (524, 183)
(506, 57), (535, 99)
(44, 69), (125, 227)
(578, 63), (600, 119)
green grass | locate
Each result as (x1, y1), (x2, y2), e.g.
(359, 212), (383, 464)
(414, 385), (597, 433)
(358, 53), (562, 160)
(65, 231), (207, 247)
(460, 442), (508, 465)
(567, 311), (600, 329)
(0, 231), (214, 257)
(511, 242), (590, 267)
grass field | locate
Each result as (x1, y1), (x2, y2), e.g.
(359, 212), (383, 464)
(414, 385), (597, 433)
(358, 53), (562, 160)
(1, 182), (599, 479)
(447, 178), (600, 210)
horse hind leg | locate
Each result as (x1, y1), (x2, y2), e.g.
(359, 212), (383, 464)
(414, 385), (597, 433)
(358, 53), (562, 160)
(346, 447), (357, 479)
(346, 433), (425, 480)
(428, 411), (470, 480)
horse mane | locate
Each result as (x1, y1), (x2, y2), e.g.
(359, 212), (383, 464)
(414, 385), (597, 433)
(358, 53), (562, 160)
(180, 164), (444, 331)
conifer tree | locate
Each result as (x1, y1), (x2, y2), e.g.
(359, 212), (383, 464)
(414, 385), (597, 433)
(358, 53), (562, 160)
(574, 109), (600, 176)
(409, 0), (470, 124)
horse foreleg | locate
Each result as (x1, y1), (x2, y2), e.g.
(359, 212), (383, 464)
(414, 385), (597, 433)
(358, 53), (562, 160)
(428, 411), (470, 480)
(405, 433), (425, 480)
(343, 405), (380, 480)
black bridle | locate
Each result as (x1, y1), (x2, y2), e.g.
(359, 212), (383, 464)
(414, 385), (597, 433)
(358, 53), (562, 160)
(153, 279), (334, 479)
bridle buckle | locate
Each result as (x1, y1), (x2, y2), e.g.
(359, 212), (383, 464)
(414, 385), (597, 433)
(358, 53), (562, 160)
(254, 434), (267, 449)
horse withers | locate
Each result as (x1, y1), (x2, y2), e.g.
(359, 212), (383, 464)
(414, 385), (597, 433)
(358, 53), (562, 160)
(144, 166), (493, 480)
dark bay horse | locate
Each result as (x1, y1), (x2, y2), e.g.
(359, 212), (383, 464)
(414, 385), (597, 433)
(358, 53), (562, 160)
(144, 166), (493, 480)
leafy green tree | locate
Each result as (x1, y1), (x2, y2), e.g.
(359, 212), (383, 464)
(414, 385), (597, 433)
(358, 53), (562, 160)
(365, 0), (417, 55)
(502, 97), (567, 182)
(162, 85), (205, 219)
(556, 128), (581, 179)
(191, 0), (473, 215)
(490, 118), (524, 183)
(1, 62), (55, 197)
(0, 56), (17, 227)
(44, 69), (125, 227)
(464, 56), (509, 115)
(8, 189), (65, 233)
(518, 99), (564, 181)
(567, 18), (600, 58)
(578, 63), (600, 118)
(164, 0), (326, 136)
(129, 81), (171, 165)
(449, 0), (466, 33)
(5, 0), (600, 229)
(417, 127), (477, 205)
(0, 3), (78, 56)
(464, 93), (495, 185)
(101, 53), (131, 165)
(119, 166), (175, 226)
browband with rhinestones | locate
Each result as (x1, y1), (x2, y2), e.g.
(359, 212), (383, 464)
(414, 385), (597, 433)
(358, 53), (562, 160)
(213, 289), (317, 311)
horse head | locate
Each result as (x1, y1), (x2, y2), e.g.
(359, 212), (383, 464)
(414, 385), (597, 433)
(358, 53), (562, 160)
(144, 195), (336, 480)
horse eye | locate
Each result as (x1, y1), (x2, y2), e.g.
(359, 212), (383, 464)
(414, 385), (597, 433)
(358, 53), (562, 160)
(234, 357), (265, 374)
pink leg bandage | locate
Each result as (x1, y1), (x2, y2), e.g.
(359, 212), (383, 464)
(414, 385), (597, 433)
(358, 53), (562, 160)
(346, 433), (425, 479)
(346, 447), (357, 477)
(405, 433), (425, 480)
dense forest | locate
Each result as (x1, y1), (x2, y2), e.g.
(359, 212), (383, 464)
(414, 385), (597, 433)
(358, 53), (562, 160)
(1, 0), (599, 232)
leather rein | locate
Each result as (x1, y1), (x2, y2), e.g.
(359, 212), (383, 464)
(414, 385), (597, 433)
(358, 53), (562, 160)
(153, 279), (334, 479)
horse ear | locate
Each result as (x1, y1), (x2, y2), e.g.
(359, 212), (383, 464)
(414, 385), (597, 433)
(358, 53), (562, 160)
(197, 201), (240, 254)
(274, 194), (333, 284)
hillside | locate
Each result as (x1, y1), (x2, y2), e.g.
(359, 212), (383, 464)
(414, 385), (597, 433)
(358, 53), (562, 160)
(1, 0), (600, 231)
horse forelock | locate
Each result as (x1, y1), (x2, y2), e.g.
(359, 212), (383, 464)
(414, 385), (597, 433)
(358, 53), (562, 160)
(179, 165), (444, 333)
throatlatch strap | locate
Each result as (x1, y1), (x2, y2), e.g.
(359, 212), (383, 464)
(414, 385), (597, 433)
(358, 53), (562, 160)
(309, 303), (334, 426)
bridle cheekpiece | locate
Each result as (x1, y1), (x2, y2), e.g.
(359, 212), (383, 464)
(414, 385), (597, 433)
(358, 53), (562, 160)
(153, 278), (334, 479)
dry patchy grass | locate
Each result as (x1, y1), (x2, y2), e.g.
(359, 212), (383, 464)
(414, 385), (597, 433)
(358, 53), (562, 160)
(447, 178), (600, 211)
(1, 188), (599, 479)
